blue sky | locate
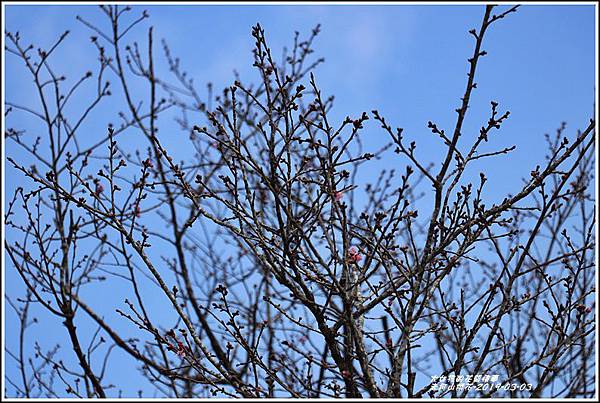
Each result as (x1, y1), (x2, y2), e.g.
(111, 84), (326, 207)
(4, 3), (596, 398)
(5, 4), (596, 197)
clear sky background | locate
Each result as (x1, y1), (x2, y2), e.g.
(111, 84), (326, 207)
(4, 3), (596, 397)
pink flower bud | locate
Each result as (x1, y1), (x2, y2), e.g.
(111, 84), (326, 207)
(334, 191), (343, 201)
(135, 205), (142, 218)
(95, 184), (104, 195)
(175, 341), (186, 358)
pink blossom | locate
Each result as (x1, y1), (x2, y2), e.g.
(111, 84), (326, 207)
(95, 183), (104, 195)
(347, 247), (362, 263)
(135, 205), (142, 218)
(334, 191), (343, 201)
